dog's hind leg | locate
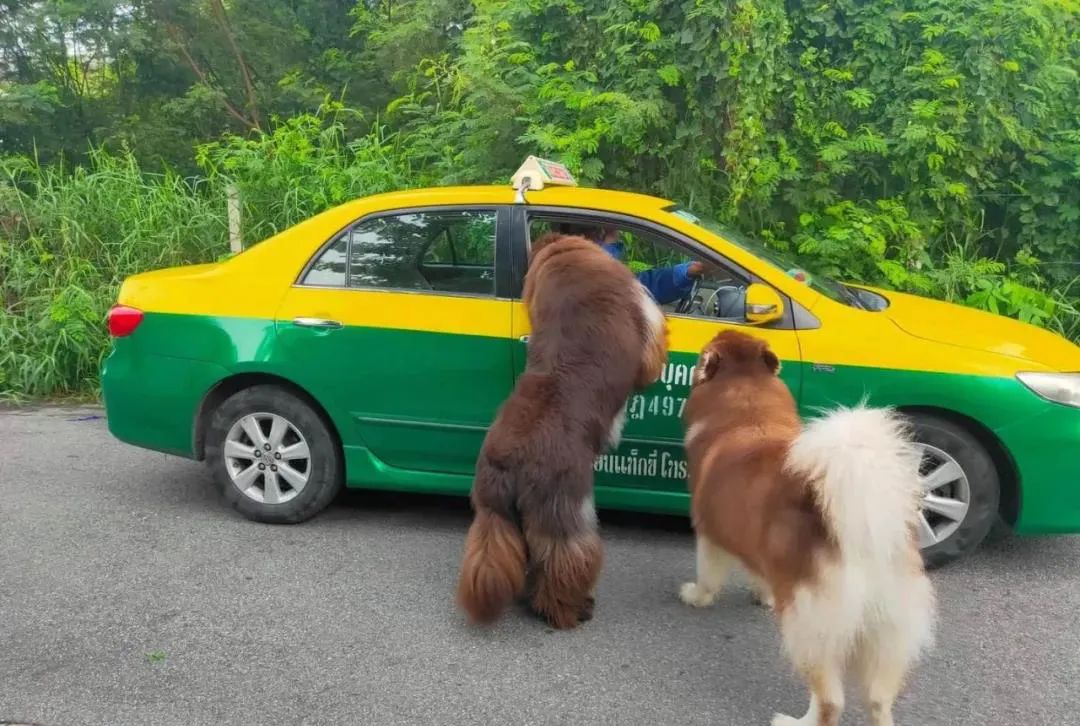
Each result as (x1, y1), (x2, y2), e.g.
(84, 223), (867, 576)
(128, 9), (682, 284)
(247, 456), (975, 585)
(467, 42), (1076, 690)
(774, 576), (850, 726)
(527, 529), (603, 629)
(576, 497), (599, 623)
(678, 535), (735, 608)
(523, 497), (603, 629)
(856, 644), (906, 726)
(857, 567), (934, 726)
(772, 659), (845, 726)
(856, 616), (926, 726)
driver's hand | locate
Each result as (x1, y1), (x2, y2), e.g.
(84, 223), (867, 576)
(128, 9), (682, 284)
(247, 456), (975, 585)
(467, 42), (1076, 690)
(687, 261), (706, 278)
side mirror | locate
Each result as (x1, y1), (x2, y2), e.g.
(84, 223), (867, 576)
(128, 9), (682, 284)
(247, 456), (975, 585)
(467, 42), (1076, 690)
(745, 283), (784, 325)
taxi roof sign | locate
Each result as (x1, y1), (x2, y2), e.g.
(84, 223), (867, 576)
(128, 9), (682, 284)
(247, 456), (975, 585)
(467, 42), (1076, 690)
(511, 156), (577, 193)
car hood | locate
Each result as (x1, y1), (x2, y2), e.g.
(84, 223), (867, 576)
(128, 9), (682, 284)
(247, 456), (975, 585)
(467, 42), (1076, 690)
(863, 287), (1080, 371)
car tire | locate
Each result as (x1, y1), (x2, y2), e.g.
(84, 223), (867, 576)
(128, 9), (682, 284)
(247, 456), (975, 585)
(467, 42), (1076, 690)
(909, 413), (1000, 569)
(205, 384), (342, 524)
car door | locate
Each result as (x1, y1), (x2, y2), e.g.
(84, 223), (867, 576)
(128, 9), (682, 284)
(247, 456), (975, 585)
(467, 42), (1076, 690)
(512, 208), (803, 510)
(273, 205), (514, 477)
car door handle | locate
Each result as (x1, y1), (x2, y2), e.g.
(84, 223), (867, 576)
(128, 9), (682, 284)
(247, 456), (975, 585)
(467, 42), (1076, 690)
(293, 317), (343, 329)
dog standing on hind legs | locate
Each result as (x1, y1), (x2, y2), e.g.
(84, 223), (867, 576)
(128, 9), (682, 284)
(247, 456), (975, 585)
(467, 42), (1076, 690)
(678, 330), (935, 726)
(455, 233), (668, 629)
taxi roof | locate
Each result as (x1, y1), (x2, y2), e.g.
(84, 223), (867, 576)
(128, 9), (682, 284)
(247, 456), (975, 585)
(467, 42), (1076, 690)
(348, 184), (677, 215)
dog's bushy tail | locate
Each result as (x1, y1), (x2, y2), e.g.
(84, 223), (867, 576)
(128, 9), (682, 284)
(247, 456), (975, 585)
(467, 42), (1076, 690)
(782, 404), (935, 690)
(786, 404), (923, 565)
(456, 497), (527, 625)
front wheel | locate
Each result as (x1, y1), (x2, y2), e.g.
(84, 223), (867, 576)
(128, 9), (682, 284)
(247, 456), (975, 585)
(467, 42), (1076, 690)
(205, 385), (343, 524)
(910, 414), (1000, 569)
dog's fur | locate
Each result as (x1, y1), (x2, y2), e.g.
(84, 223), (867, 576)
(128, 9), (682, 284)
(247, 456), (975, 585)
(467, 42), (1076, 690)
(456, 233), (667, 629)
(680, 330), (935, 726)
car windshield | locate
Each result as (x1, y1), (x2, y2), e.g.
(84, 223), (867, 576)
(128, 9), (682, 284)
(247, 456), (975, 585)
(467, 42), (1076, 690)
(665, 205), (865, 309)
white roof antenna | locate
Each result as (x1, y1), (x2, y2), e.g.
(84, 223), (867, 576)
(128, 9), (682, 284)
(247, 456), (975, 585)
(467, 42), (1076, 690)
(511, 156), (577, 204)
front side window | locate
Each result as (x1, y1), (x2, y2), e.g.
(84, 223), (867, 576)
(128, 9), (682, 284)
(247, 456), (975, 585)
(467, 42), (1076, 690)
(527, 216), (751, 322)
(302, 209), (497, 296)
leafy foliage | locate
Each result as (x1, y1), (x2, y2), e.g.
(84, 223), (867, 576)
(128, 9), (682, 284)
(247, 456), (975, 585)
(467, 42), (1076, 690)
(1, 0), (1079, 398)
(392, 0), (1080, 337)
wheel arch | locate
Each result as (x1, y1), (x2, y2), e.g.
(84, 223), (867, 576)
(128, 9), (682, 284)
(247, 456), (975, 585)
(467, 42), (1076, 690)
(897, 405), (1020, 529)
(193, 372), (344, 463)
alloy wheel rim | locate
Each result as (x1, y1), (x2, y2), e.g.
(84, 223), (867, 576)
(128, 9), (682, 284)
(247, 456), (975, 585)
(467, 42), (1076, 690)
(224, 412), (311, 505)
(916, 443), (971, 549)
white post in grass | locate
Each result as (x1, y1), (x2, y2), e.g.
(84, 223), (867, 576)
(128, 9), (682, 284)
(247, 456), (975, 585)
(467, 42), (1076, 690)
(226, 183), (242, 254)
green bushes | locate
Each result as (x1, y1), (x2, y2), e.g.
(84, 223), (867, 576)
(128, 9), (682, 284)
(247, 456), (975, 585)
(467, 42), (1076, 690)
(1, 0), (1078, 399)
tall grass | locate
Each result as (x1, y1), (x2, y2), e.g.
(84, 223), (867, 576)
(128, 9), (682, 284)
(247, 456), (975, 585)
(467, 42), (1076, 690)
(197, 108), (424, 243)
(0, 151), (228, 397)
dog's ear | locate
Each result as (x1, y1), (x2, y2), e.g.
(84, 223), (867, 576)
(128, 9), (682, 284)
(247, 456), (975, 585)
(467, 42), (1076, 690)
(761, 345), (781, 375)
(692, 349), (721, 385)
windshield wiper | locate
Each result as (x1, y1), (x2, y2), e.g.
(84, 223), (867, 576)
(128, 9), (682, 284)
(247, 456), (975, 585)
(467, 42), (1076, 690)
(838, 284), (868, 310)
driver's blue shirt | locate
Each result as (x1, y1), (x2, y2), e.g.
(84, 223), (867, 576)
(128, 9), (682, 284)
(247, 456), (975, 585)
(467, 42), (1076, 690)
(599, 241), (695, 305)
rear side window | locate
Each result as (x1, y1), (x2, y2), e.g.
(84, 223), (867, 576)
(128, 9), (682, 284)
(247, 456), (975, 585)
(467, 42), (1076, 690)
(301, 209), (497, 296)
(302, 235), (348, 287)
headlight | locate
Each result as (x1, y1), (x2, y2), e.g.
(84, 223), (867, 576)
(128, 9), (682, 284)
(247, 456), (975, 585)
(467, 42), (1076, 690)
(1016, 372), (1080, 408)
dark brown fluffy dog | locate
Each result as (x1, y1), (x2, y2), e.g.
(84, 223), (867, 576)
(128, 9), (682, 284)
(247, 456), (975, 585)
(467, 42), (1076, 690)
(679, 330), (934, 726)
(456, 233), (668, 629)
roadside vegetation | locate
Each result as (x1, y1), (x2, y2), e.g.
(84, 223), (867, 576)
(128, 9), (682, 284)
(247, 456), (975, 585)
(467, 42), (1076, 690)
(2, 0), (1078, 398)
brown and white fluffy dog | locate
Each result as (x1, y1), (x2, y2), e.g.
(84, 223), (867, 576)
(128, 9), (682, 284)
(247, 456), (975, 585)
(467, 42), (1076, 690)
(456, 233), (667, 629)
(679, 330), (935, 726)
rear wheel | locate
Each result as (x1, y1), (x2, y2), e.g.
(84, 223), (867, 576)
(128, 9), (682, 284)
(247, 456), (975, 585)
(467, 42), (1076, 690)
(910, 414), (1000, 568)
(206, 385), (342, 523)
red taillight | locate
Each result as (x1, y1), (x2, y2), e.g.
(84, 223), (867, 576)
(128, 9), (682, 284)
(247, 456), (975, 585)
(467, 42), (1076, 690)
(107, 305), (144, 337)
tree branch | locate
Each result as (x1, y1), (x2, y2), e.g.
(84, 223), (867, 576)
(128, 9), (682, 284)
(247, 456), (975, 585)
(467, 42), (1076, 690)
(163, 22), (258, 131)
(208, 0), (262, 130)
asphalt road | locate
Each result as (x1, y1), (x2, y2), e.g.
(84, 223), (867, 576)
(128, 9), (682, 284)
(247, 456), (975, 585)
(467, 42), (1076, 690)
(2, 407), (1078, 726)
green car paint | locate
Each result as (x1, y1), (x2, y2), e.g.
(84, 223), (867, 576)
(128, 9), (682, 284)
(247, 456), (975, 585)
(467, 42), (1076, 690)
(272, 321), (513, 476)
(102, 314), (1080, 535)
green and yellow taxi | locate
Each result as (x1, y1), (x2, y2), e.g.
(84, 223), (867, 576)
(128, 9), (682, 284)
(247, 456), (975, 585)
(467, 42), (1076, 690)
(102, 157), (1080, 566)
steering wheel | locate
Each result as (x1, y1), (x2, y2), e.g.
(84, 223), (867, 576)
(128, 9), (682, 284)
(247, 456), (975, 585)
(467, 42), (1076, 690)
(705, 285), (747, 320)
(674, 276), (702, 315)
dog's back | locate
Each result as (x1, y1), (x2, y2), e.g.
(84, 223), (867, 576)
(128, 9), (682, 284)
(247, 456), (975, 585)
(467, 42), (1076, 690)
(456, 234), (667, 629)
(487, 234), (661, 501)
